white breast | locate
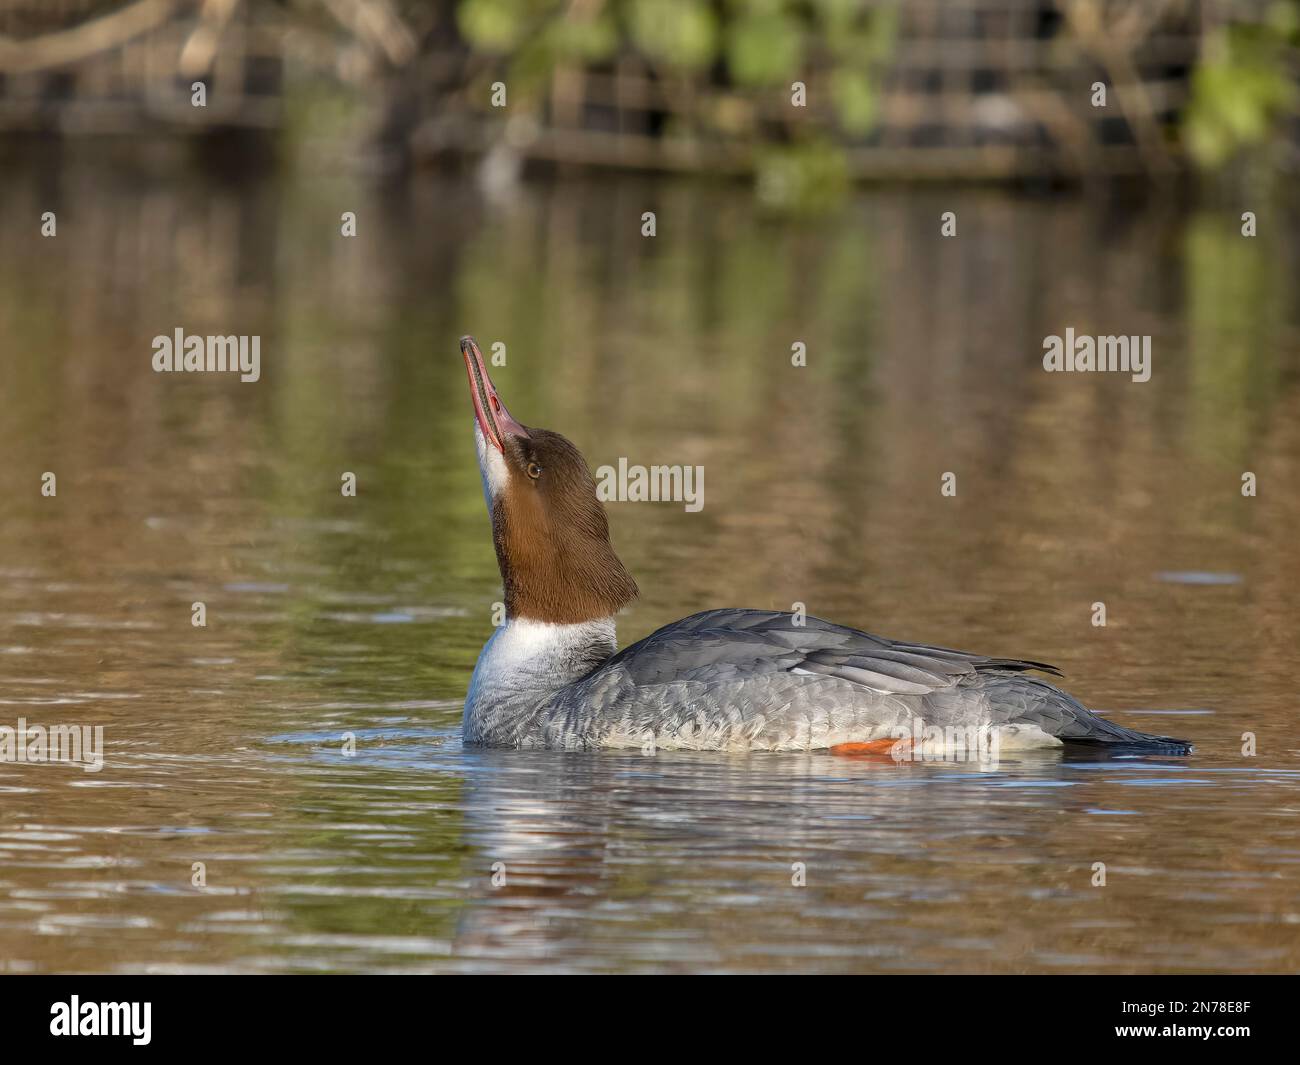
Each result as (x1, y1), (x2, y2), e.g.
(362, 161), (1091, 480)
(464, 616), (617, 744)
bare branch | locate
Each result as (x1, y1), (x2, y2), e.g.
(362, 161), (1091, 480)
(0, 0), (183, 75)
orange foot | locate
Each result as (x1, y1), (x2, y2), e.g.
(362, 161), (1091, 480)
(830, 739), (906, 757)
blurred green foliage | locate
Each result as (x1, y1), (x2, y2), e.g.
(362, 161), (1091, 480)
(457, 4), (890, 108)
(454, 0), (1298, 188)
(1185, 1), (1300, 168)
(631, 0), (718, 70)
(755, 140), (850, 211)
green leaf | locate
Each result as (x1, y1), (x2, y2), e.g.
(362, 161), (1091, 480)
(830, 68), (877, 134)
(457, 0), (526, 53)
(629, 0), (718, 70)
(548, 13), (620, 62)
(727, 12), (803, 87)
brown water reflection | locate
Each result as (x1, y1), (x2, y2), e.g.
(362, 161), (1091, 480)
(0, 142), (1298, 973)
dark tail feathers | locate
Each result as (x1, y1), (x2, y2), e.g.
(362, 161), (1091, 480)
(1072, 722), (1192, 757)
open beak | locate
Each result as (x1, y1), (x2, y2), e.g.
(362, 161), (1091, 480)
(461, 335), (527, 453)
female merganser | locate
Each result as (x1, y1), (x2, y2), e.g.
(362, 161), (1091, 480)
(459, 336), (1191, 757)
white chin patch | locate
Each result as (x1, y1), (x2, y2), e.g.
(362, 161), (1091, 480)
(474, 420), (510, 511)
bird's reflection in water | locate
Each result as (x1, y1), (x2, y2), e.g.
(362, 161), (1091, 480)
(445, 745), (1196, 969)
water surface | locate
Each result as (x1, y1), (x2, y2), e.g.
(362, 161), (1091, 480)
(1, 145), (1299, 972)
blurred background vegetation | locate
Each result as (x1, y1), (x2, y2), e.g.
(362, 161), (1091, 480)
(0, 1), (1296, 208)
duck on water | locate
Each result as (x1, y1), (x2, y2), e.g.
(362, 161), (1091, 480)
(458, 336), (1191, 757)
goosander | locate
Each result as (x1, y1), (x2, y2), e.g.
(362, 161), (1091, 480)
(458, 336), (1191, 757)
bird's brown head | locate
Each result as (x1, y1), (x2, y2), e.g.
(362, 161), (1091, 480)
(460, 335), (638, 625)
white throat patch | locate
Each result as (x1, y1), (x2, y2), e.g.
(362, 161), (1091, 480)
(474, 419), (510, 513)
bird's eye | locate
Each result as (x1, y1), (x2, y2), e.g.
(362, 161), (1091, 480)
(526, 461), (543, 480)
